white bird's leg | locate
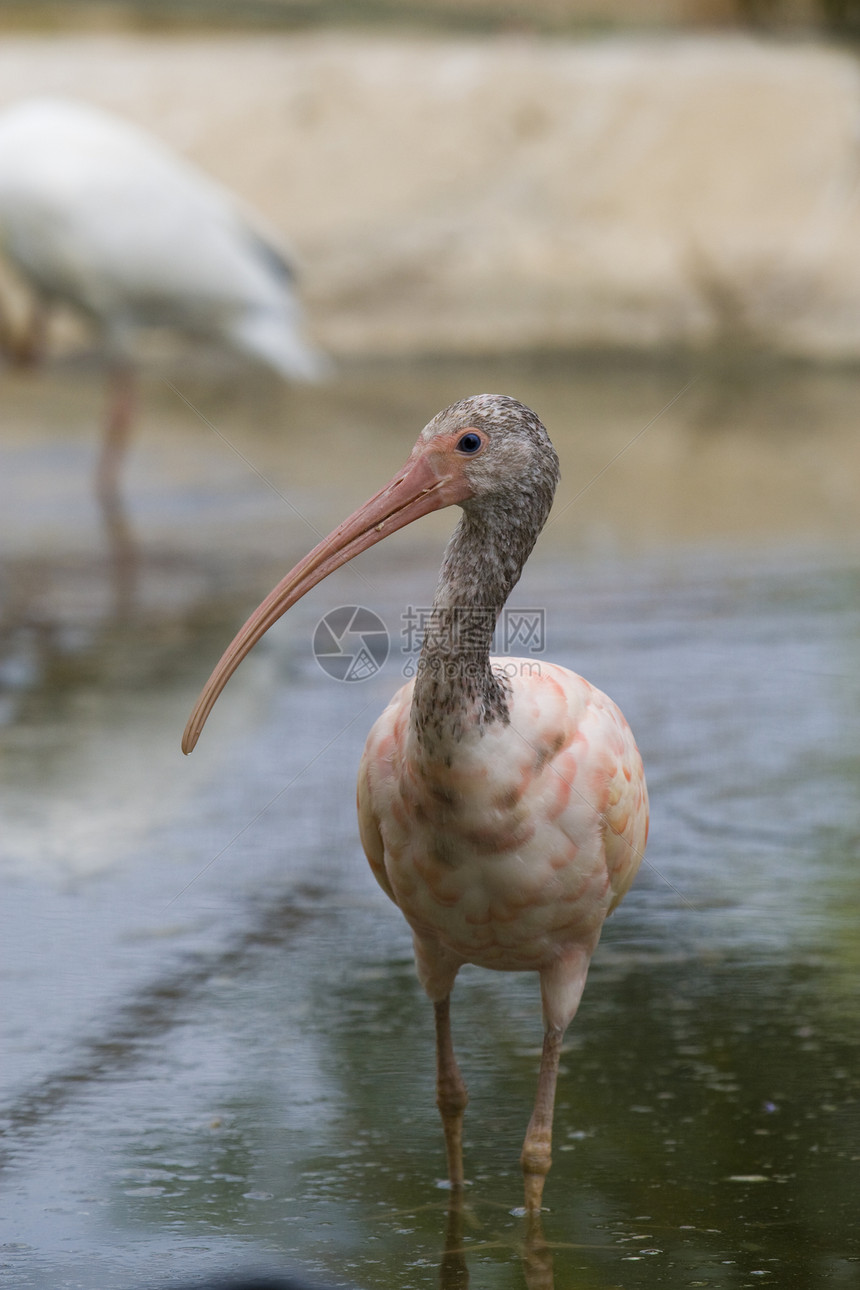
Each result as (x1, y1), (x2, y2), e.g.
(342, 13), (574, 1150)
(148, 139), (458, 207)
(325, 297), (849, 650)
(16, 297), (49, 367)
(97, 362), (136, 500)
(0, 293), (47, 367)
(0, 289), (17, 361)
(434, 994), (469, 1189)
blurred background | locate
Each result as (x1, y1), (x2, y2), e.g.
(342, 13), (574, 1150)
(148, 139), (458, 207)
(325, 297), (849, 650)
(0, 4), (859, 1290)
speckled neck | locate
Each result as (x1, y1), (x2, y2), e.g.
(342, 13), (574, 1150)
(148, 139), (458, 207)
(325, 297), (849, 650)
(404, 393), (560, 755)
(409, 507), (534, 752)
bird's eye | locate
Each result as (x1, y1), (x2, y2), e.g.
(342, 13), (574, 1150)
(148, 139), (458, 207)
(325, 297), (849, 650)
(456, 432), (482, 455)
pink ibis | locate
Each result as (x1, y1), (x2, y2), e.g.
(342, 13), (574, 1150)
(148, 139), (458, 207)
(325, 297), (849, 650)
(182, 394), (649, 1212)
(0, 97), (327, 496)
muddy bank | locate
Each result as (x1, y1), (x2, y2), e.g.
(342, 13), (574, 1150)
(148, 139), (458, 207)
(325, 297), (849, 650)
(2, 30), (860, 359)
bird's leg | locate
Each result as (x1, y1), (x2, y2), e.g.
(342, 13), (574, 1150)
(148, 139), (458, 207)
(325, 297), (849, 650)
(0, 290), (17, 363)
(434, 994), (468, 1189)
(0, 292), (47, 367)
(97, 363), (135, 501)
(521, 947), (592, 1212)
(520, 1025), (564, 1214)
(15, 297), (49, 367)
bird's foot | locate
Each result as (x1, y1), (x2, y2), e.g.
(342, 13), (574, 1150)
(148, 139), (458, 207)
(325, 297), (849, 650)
(520, 1136), (552, 1214)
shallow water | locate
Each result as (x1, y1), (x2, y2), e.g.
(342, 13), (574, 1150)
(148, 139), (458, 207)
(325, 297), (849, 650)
(1, 355), (859, 1288)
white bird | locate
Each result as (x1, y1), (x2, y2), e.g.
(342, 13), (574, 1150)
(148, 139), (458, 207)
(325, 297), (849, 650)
(0, 96), (327, 493)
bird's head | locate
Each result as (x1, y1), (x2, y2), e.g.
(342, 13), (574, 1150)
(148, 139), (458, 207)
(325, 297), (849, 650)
(417, 393), (559, 524)
(182, 394), (559, 753)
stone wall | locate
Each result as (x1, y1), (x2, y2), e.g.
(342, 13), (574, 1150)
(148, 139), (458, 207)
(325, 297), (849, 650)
(2, 30), (860, 359)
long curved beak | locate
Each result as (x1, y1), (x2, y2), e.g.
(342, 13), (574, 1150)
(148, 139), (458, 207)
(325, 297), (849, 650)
(182, 444), (470, 753)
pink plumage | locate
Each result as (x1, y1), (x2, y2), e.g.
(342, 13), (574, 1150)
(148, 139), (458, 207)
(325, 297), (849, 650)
(183, 394), (649, 1213)
(358, 661), (647, 1023)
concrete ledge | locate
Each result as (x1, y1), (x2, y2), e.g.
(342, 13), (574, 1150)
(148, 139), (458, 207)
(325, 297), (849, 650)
(2, 31), (860, 359)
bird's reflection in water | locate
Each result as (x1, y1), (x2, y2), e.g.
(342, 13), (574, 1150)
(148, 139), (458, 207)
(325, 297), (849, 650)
(438, 1193), (555, 1290)
(520, 1216), (554, 1290)
(96, 460), (139, 622)
(440, 1194), (469, 1290)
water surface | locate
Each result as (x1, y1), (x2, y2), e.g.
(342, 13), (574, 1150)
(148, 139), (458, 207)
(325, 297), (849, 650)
(1, 356), (858, 1288)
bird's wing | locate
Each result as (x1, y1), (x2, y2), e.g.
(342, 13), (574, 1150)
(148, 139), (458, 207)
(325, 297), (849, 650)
(356, 682), (417, 907)
(357, 751), (396, 905)
(245, 226), (296, 287)
(570, 674), (649, 913)
(515, 661), (648, 916)
(602, 742), (649, 913)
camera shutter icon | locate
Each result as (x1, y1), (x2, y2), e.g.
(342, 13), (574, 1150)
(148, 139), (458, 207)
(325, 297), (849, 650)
(313, 606), (389, 681)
